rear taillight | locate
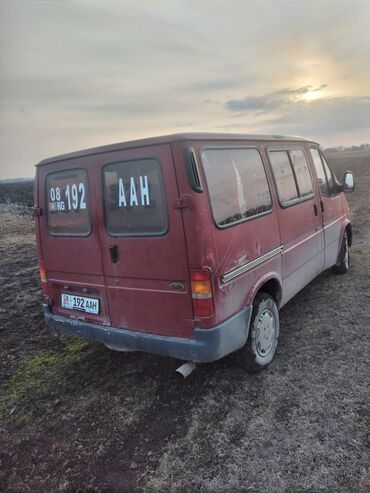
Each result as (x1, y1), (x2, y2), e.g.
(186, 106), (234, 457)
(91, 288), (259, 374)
(190, 269), (214, 318)
(38, 260), (49, 300)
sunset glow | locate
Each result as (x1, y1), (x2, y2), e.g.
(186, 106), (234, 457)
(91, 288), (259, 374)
(303, 90), (322, 102)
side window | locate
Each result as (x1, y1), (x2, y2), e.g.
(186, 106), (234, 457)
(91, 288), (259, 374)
(310, 148), (329, 196)
(269, 151), (299, 204)
(289, 150), (314, 197)
(320, 153), (336, 194)
(46, 168), (91, 236)
(103, 158), (168, 236)
(201, 148), (272, 227)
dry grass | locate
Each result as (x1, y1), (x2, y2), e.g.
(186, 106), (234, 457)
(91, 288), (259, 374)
(0, 199), (29, 215)
(0, 199), (34, 237)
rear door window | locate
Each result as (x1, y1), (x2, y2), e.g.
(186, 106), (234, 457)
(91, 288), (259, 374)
(201, 148), (272, 227)
(103, 158), (168, 236)
(46, 169), (91, 236)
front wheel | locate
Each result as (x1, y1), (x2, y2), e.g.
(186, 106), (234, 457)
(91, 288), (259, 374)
(232, 293), (279, 372)
(333, 231), (350, 274)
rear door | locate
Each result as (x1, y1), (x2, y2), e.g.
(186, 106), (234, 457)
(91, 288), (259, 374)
(98, 144), (194, 338)
(38, 163), (110, 326)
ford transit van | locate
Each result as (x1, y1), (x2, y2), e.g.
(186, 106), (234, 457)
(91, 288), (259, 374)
(35, 133), (354, 370)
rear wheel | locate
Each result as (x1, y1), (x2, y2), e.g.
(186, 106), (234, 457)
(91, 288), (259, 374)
(233, 292), (279, 372)
(333, 231), (350, 274)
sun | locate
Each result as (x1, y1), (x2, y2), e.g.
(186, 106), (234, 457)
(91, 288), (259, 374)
(303, 90), (321, 102)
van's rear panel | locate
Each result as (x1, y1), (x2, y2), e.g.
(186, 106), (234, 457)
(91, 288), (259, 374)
(35, 143), (194, 338)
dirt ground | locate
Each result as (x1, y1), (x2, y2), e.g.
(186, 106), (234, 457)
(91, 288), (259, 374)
(0, 151), (369, 492)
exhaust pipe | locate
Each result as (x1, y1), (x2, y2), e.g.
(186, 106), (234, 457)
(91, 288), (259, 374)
(176, 361), (196, 378)
(104, 343), (136, 352)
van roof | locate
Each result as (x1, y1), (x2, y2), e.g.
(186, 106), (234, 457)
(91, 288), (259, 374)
(36, 132), (320, 166)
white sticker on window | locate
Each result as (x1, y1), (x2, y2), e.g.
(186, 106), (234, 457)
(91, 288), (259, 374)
(49, 182), (87, 212)
(118, 175), (150, 207)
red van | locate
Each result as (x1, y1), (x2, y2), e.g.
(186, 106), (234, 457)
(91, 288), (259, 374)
(34, 133), (354, 371)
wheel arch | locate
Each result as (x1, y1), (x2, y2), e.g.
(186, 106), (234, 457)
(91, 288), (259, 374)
(345, 222), (353, 247)
(337, 220), (353, 259)
(246, 274), (282, 309)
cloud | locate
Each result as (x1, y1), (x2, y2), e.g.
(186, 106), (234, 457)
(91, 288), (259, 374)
(183, 77), (245, 93)
(224, 85), (328, 113)
(224, 85), (370, 138)
(266, 95), (370, 135)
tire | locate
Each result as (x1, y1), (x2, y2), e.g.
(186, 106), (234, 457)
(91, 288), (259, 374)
(232, 292), (279, 372)
(333, 231), (350, 274)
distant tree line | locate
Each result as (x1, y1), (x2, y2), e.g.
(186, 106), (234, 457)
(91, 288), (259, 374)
(324, 143), (370, 153)
(0, 177), (34, 184)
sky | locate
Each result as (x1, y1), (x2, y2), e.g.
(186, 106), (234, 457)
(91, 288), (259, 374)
(0, 0), (369, 179)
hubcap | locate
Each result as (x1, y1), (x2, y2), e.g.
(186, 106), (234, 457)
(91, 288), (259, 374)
(256, 309), (276, 357)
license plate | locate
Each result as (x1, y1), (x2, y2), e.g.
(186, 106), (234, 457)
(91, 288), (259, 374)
(61, 293), (99, 314)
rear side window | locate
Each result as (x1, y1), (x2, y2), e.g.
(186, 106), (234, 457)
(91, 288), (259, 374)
(201, 148), (272, 227)
(46, 169), (91, 236)
(103, 158), (167, 236)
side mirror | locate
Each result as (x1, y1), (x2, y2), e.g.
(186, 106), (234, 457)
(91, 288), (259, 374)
(343, 171), (355, 193)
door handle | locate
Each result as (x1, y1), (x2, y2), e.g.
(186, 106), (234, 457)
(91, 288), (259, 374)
(314, 204), (318, 216)
(320, 200), (324, 212)
(110, 245), (119, 263)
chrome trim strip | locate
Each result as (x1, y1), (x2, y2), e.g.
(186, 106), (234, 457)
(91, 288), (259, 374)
(220, 246), (283, 284)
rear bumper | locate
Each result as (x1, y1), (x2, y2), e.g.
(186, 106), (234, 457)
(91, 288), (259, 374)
(43, 305), (252, 363)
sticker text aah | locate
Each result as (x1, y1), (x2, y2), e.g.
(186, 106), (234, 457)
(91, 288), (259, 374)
(118, 176), (150, 207)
